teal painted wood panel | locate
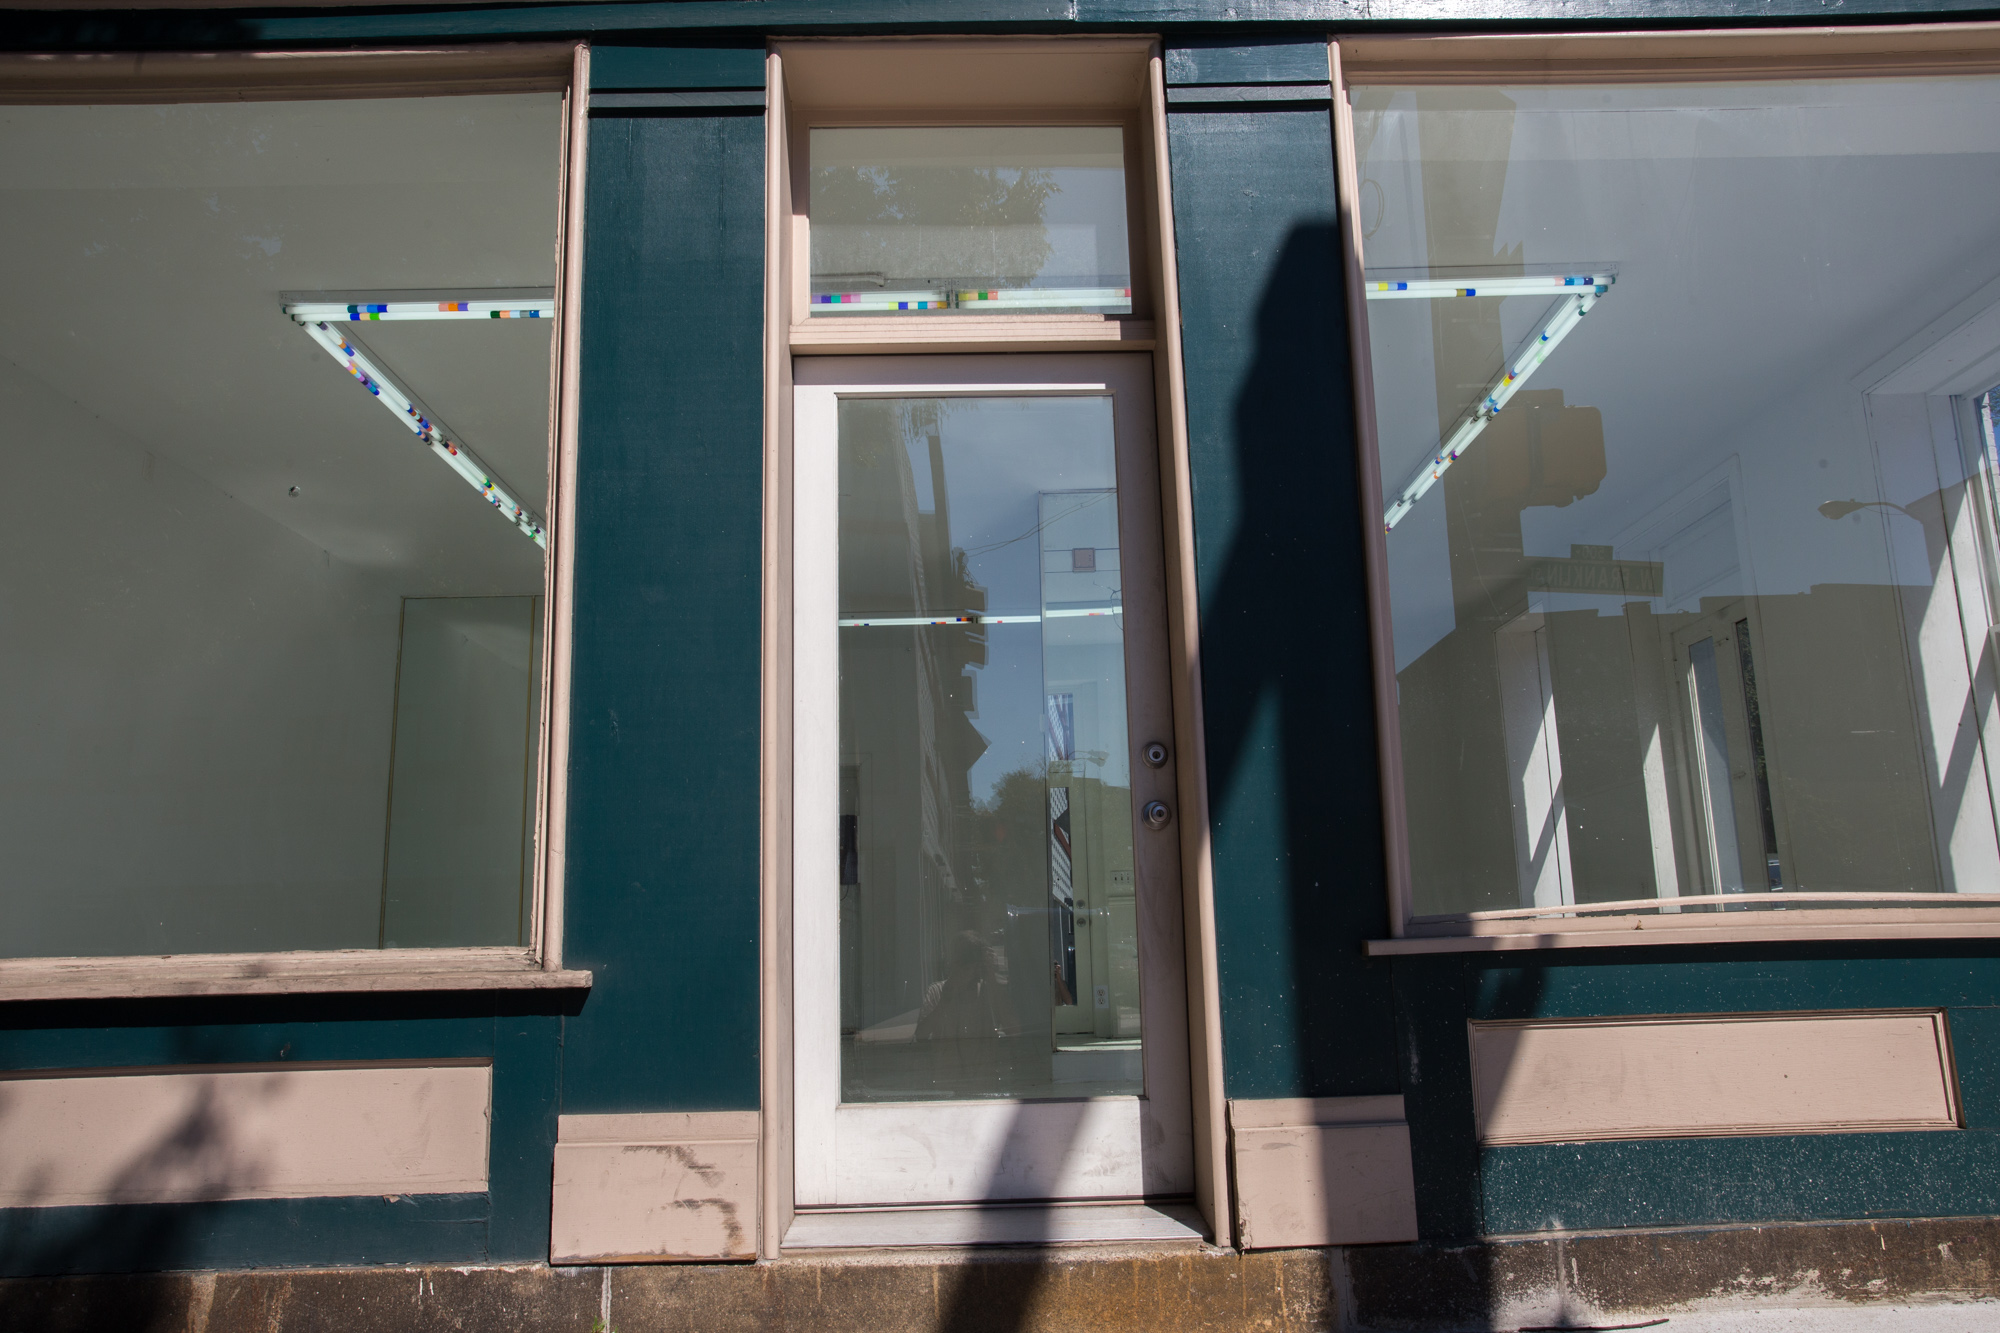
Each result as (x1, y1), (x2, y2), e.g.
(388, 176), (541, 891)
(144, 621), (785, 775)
(1468, 948), (2000, 1020)
(592, 44), (766, 90)
(1165, 39), (1331, 86)
(1394, 950), (2000, 1239)
(1168, 102), (1399, 1103)
(1482, 1132), (2000, 1234)
(0, 1004), (567, 1272)
(0, 1195), (489, 1278)
(488, 1013), (564, 1261)
(1952, 1006), (2000, 1133)
(11, 1), (2000, 50)
(561, 109), (765, 1113)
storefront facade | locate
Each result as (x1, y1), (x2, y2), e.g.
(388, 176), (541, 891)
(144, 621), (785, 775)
(7, 3), (2000, 1324)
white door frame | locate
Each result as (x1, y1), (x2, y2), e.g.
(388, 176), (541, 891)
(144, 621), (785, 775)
(791, 353), (1193, 1209)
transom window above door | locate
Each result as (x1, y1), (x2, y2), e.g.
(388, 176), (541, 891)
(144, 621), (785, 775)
(777, 39), (1165, 347)
(807, 125), (1134, 316)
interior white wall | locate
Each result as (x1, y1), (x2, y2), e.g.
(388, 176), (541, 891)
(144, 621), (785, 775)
(0, 359), (400, 956)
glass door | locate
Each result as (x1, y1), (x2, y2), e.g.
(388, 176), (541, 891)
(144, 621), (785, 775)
(793, 354), (1191, 1209)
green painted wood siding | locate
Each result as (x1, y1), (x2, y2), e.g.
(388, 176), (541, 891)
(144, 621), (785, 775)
(561, 108), (766, 1113)
(0, 1010), (562, 1273)
(591, 44), (765, 90)
(1398, 952), (2000, 1236)
(1165, 68), (1401, 1104)
(11, 0), (2000, 48)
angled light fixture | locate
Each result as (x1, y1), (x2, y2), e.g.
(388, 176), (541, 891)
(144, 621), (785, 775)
(286, 297), (556, 323)
(1375, 272), (1615, 531)
(284, 291), (553, 547)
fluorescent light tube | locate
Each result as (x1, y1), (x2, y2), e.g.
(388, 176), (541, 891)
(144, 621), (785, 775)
(294, 317), (548, 548)
(1382, 285), (1607, 531)
(957, 287), (1134, 311)
(285, 300), (556, 322)
(1365, 274), (1615, 301)
(811, 290), (953, 311)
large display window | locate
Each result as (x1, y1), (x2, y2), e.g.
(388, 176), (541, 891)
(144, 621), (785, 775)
(0, 48), (587, 987)
(1340, 35), (2000, 945)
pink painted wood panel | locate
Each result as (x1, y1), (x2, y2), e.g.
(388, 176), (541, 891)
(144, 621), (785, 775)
(1228, 1096), (1419, 1250)
(0, 1062), (491, 1206)
(1470, 1012), (1959, 1145)
(551, 1111), (759, 1263)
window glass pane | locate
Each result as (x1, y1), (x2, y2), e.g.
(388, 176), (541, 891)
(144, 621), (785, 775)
(0, 95), (562, 956)
(1356, 77), (2000, 916)
(837, 395), (1142, 1102)
(809, 126), (1132, 316)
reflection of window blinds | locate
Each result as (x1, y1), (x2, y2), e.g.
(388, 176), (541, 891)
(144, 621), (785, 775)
(1374, 273), (1615, 532)
(284, 293), (553, 547)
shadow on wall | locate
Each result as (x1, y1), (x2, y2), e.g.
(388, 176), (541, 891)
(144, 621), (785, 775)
(0, 1052), (270, 1325)
(1194, 225), (1554, 1326)
(1196, 221), (1396, 1103)
(1365, 959), (1551, 1331)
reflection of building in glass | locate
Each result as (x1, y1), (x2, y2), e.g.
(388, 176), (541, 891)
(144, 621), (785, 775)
(1370, 84), (2000, 917)
(836, 402), (1141, 1101)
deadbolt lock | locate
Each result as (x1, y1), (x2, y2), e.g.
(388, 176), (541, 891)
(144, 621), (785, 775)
(1142, 800), (1172, 830)
(1142, 741), (1170, 768)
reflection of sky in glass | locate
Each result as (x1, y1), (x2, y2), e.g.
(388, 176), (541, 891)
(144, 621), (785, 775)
(905, 398), (1120, 803)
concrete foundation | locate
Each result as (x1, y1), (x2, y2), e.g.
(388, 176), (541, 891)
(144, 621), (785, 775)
(3, 1217), (1999, 1332)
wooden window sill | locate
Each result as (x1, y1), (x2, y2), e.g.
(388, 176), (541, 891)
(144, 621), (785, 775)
(1367, 909), (2000, 955)
(0, 948), (592, 1002)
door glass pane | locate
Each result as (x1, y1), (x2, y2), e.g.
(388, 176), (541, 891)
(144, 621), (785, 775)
(809, 127), (1132, 316)
(838, 395), (1142, 1102)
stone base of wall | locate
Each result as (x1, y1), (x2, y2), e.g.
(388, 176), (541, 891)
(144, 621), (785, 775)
(4, 1216), (1999, 1332)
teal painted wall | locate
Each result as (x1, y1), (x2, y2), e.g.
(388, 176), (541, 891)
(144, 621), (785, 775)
(1166, 46), (1401, 1102)
(560, 103), (767, 1114)
(1395, 949), (2000, 1237)
(10, 0), (2000, 48)
(1154, 33), (2000, 1245)
(0, 1003), (564, 1274)
(0, 89), (769, 1279)
(7, 4), (2000, 1275)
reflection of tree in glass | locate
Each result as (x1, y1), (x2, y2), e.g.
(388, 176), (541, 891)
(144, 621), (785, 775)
(813, 164), (1058, 287)
(974, 765), (1049, 903)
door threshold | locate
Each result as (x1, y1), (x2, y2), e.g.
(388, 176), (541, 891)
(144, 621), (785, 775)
(783, 1200), (1207, 1250)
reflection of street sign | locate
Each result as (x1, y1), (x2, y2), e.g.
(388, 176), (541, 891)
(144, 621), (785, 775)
(1524, 545), (1664, 597)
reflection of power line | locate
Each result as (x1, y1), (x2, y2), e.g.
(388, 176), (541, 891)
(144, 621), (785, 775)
(959, 491), (1112, 558)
